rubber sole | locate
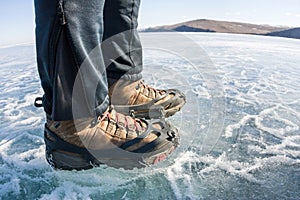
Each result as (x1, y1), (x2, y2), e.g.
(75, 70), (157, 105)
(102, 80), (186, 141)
(45, 142), (178, 170)
(44, 123), (180, 171)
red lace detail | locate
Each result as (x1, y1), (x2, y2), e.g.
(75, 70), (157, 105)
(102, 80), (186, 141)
(100, 108), (144, 134)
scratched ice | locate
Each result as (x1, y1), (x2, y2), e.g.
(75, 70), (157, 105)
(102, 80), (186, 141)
(0, 33), (299, 200)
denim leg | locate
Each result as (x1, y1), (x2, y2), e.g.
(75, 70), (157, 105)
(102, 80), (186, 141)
(34, 0), (109, 120)
(102, 0), (143, 87)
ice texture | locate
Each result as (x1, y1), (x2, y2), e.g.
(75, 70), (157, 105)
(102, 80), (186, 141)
(0, 33), (299, 200)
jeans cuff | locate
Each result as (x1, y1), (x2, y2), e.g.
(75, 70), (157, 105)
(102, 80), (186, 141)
(107, 72), (143, 87)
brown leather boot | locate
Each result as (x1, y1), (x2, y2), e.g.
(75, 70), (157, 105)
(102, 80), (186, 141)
(109, 80), (186, 119)
(44, 106), (179, 170)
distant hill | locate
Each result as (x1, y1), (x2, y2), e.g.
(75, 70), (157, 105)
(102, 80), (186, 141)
(143, 19), (299, 39)
(266, 28), (300, 39)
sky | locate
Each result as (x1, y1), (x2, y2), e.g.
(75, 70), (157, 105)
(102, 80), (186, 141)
(0, 0), (300, 46)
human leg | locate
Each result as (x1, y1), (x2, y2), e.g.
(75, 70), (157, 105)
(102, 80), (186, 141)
(102, 0), (143, 86)
(34, 0), (109, 121)
(34, 0), (179, 170)
(102, 0), (186, 118)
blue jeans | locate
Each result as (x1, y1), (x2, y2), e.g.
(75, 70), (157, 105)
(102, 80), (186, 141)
(34, 0), (142, 120)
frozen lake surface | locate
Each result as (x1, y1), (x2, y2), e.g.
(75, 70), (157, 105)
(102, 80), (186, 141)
(0, 33), (300, 199)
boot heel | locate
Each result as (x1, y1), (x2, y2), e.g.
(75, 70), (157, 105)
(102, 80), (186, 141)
(45, 150), (95, 170)
(44, 125), (100, 171)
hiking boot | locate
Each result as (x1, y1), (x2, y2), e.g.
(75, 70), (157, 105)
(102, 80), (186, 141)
(44, 106), (179, 170)
(109, 80), (186, 119)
